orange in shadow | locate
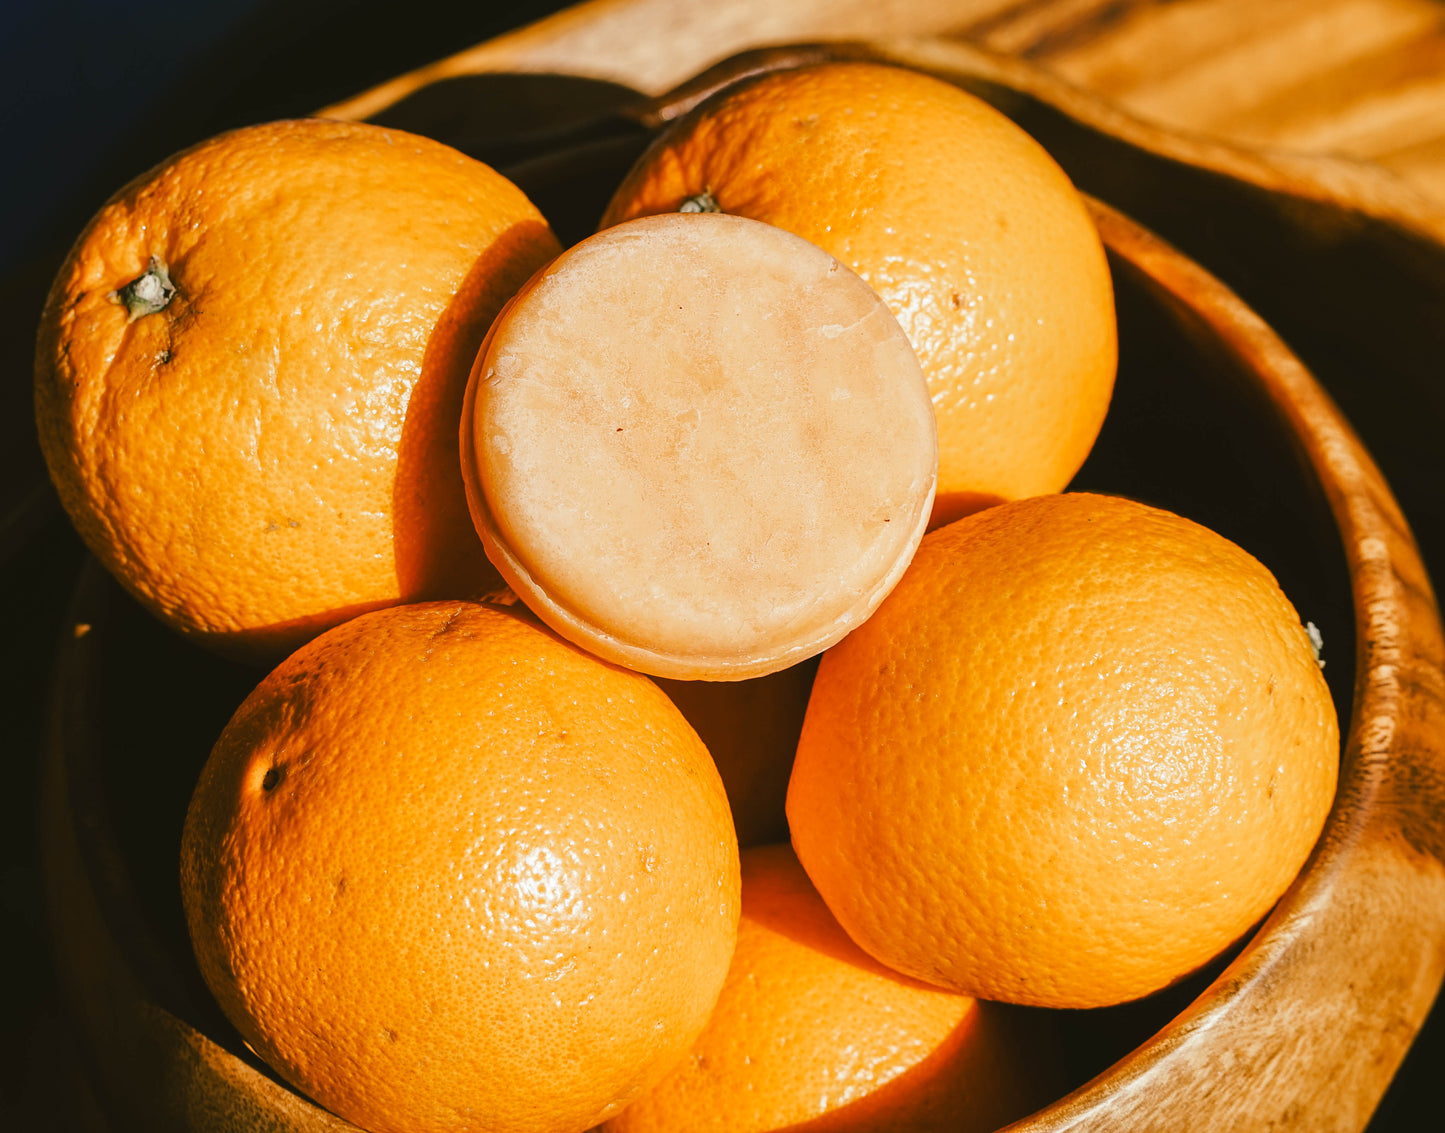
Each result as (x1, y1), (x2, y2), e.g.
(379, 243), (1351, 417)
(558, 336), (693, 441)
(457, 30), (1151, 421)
(725, 846), (1063, 1132)
(654, 657), (818, 849)
(392, 218), (558, 603)
(775, 1000), (1057, 1133)
(930, 490), (1008, 531)
(205, 597), (398, 668)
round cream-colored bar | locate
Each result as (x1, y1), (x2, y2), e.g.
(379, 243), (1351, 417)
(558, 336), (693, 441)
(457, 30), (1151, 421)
(460, 213), (937, 680)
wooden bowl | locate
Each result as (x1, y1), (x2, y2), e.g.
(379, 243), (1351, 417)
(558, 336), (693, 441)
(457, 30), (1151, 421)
(41, 41), (1445, 1133)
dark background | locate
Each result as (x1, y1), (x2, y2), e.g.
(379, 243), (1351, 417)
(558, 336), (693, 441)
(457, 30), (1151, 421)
(1, 0), (580, 272)
(2, 0), (1437, 1128)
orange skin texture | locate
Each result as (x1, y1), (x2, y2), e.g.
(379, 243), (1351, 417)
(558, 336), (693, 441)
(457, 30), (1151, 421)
(787, 493), (1339, 1009)
(601, 62), (1117, 527)
(35, 119), (560, 662)
(180, 600), (740, 1133)
(603, 844), (1049, 1133)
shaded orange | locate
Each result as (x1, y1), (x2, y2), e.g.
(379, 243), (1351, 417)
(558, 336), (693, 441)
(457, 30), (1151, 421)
(601, 62), (1116, 527)
(655, 658), (818, 847)
(180, 599), (740, 1133)
(602, 844), (1051, 1133)
(787, 493), (1339, 1009)
(35, 119), (560, 662)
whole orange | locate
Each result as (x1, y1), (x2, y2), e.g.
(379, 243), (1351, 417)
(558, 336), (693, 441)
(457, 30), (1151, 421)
(787, 493), (1338, 1009)
(180, 599), (740, 1133)
(35, 119), (560, 662)
(601, 61), (1116, 527)
(603, 844), (1049, 1133)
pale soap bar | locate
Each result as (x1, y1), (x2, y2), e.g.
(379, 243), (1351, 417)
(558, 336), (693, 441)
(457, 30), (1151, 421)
(461, 213), (937, 679)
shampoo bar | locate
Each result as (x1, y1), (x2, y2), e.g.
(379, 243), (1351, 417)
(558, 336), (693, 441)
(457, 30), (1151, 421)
(460, 213), (937, 679)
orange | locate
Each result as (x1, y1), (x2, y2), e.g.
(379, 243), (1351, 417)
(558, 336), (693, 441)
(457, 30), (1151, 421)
(787, 492), (1338, 1009)
(602, 843), (1050, 1133)
(179, 599), (740, 1133)
(35, 119), (560, 662)
(601, 61), (1117, 527)
(655, 659), (817, 847)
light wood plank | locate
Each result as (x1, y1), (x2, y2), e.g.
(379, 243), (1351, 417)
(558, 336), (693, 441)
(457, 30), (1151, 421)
(1051, 0), (1441, 132)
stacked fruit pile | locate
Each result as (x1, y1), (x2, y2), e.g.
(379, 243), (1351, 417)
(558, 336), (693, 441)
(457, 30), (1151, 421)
(34, 62), (1338, 1133)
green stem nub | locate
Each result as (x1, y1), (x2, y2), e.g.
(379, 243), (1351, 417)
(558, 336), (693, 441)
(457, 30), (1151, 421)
(116, 256), (175, 321)
(679, 190), (722, 214)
